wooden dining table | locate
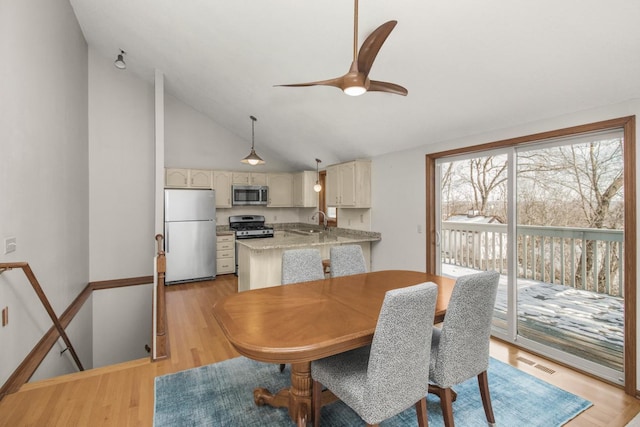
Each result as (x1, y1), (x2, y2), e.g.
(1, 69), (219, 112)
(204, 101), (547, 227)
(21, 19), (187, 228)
(212, 270), (456, 427)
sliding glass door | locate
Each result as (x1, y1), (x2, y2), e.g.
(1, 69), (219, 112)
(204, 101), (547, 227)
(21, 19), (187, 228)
(434, 129), (626, 384)
(436, 151), (510, 336)
(514, 133), (624, 377)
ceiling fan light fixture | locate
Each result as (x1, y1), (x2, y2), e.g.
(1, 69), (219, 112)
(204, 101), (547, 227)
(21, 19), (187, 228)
(276, 0), (407, 97)
(343, 85), (367, 96)
(241, 115), (265, 166)
(342, 71), (368, 96)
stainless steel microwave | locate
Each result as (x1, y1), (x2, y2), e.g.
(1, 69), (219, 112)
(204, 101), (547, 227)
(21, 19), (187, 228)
(232, 185), (268, 206)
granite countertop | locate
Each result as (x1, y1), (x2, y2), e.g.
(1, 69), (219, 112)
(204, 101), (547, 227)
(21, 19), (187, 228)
(235, 226), (381, 250)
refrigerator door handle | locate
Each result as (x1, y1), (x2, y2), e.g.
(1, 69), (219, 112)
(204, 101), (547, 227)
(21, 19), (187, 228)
(165, 227), (169, 253)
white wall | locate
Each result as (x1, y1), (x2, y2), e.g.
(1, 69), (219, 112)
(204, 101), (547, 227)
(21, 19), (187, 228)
(0, 0), (91, 382)
(92, 284), (153, 368)
(165, 93), (319, 225)
(165, 93), (292, 173)
(88, 49), (156, 281)
(370, 149), (427, 271)
(371, 98), (640, 384)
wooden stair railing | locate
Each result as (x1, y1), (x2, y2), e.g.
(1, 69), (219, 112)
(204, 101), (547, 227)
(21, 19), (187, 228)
(154, 234), (168, 360)
(0, 262), (84, 372)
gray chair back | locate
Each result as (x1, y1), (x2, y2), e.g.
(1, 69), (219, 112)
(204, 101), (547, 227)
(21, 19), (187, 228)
(430, 270), (500, 388)
(281, 248), (325, 284)
(363, 282), (438, 421)
(330, 245), (366, 278)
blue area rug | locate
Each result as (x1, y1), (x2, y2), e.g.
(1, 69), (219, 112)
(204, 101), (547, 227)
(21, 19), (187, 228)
(154, 357), (591, 426)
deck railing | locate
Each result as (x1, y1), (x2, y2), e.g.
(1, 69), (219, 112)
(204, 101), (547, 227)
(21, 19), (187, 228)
(440, 221), (624, 297)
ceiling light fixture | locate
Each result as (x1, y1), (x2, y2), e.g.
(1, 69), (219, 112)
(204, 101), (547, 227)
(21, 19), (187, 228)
(241, 115), (265, 166)
(313, 158), (322, 192)
(114, 49), (126, 70)
(342, 66), (368, 96)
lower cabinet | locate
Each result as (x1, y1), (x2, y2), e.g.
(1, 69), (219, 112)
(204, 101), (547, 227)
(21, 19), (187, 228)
(216, 233), (236, 275)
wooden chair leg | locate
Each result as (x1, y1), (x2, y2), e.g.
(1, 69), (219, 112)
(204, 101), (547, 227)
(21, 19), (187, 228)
(415, 397), (429, 427)
(477, 370), (495, 425)
(440, 387), (455, 427)
(429, 384), (455, 427)
(313, 380), (322, 427)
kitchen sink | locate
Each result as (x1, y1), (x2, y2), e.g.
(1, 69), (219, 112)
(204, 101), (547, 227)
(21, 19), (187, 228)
(288, 228), (326, 235)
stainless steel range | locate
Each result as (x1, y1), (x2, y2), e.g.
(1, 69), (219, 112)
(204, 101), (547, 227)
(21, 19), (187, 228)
(229, 215), (274, 275)
(229, 215), (274, 239)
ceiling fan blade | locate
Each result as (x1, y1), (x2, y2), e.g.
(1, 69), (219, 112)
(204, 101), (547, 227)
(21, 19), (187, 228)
(368, 80), (408, 96)
(275, 76), (344, 89)
(357, 20), (397, 77)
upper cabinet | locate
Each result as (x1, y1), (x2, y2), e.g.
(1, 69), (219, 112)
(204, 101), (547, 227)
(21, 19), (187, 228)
(165, 167), (330, 209)
(190, 169), (213, 188)
(165, 168), (232, 208)
(325, 160), (371, 208)
(213, 171), (233, 208)
(267, 173), (293, 207)
(165, 168), (211, 188)
(232, 172), (267, 186)
(293, 171), (318, 207)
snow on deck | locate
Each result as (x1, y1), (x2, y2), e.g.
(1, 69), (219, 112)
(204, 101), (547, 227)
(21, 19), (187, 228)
(442, 264), (624, 370)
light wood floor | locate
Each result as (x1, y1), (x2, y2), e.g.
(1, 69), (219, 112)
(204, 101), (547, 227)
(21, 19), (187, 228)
(0, 275), (638, 426)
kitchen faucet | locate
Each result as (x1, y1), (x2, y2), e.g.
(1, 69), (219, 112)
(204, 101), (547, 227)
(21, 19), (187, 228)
(312, 211), (328, 230)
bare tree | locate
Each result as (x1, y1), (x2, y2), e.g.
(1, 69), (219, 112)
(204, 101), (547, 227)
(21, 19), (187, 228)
(441, 137), (624, 293)
(467, 157), (508, 216)
(517, 139), (624, 291)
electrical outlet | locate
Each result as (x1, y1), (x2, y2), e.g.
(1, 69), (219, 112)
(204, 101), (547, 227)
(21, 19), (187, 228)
(4, 237), (16, 254)
(417, 225), (422, 234)
(274, 215), (277, 221)
(360, 214), (364, 223)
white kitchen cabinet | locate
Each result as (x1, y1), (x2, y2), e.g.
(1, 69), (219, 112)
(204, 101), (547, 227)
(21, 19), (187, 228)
(213, 171), (233, 208)
(216, 233), (235, 275)
(293, 171), (318, 207)
(325, 160), (371, 208)
(232, 172), (267, 185)
(267, 173), (293, 207)
(326, 164), (339, 206)
(189, 169), (212, 188)
(165, 168), (190, 187)
(165, 168), (212, 188)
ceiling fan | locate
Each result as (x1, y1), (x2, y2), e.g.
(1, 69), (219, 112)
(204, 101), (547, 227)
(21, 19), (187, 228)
(276, 0), (407, 97)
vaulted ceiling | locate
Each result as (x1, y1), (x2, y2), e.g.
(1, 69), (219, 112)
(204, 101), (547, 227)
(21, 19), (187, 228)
(69, 0), (640, 170)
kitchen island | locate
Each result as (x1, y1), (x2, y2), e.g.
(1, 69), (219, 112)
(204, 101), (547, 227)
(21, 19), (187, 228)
(236, 228), (381, 292)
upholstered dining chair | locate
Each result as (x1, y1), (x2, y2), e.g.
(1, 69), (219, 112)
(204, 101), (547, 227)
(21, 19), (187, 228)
(279, 248), (326, 372)
(311, 282), (439, 427)
(428, 270), (500, 427)
(281, 248), (325, 285)
(329, 244), (367, 278)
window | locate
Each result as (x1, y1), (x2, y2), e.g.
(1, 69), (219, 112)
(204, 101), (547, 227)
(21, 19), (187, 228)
(319, 171), (337, 227)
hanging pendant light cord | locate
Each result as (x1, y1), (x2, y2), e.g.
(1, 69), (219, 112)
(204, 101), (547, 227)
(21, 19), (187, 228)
(251, 115), (257, 149)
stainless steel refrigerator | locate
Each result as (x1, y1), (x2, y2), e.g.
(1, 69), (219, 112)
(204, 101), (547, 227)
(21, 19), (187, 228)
(164, 189), (216, 284)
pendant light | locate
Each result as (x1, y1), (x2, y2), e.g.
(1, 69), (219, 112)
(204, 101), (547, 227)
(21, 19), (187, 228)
(241, 115), (265, 166)
(313, 158), (322, 192)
